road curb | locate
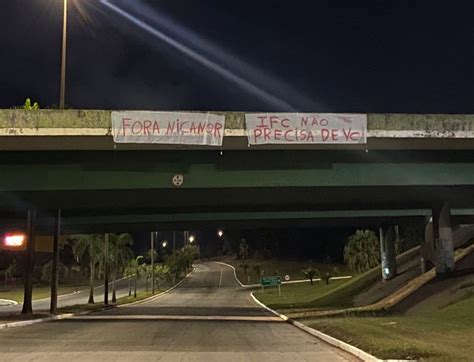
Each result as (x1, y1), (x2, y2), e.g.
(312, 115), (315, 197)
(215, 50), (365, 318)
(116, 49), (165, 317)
(117, 267), (195, 307)
(0, 268), (195, 330)
(0, 299), (18, 306)
(249, 291), (381, 362)
(0, 313), (76, 330)
(218, 261), (382, 361)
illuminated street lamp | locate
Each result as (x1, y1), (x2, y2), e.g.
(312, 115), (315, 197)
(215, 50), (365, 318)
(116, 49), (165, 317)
(217, 230), (224, 238)
(1, 233), (27, 251)
(59, 0), (68, 109)
(162, 240), (168, 248)
(188, 235), (195, 243)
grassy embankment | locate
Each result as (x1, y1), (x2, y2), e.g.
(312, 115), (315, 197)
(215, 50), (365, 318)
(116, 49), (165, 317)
(307, 289), (474, 361)
(252, 247), (474, 361)
(253, 261), (379, 310)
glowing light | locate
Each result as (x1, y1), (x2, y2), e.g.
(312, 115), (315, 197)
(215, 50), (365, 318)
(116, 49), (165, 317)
(4, 234), (26, 248)
(99, 0), (307, 110)
(162, 240), (168, 248)
(217, 230), (224, 238)
(188, 235), (195, 243)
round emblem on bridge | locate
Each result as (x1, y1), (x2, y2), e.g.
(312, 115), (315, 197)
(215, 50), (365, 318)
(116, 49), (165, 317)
(172, 174), (184, 187)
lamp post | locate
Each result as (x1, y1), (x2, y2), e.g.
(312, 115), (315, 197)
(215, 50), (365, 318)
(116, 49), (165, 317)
(151, 232), (155, 294)
(59, 0), (68, 109)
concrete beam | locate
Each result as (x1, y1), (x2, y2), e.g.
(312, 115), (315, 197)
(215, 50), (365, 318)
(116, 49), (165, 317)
(0, 110), (474, 151)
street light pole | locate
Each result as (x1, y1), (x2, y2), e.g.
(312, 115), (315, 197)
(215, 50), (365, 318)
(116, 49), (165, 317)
(151, 231), (155, 294)
(59, 0), (68, 109)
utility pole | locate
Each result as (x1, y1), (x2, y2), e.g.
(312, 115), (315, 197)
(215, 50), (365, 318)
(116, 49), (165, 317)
(59, 0), (68, 109)
(104, 233), (109, 305)
(151, 231), (155, 294)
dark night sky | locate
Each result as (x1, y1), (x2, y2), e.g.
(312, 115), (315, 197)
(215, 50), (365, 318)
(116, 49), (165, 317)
(1, 0), (473, 112)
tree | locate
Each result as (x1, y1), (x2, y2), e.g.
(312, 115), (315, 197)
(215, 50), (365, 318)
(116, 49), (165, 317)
(302, 267), (319, 285)
(60, 239), (75, 280)
(72, 234), (104, 304)
(154, 264), (170, 290)
(141, 264), (153, 292)
(252, 264), (261, 277)
(41, 260), (66, 282)
(239, 238), (249, 260)
(128, 256), (144, 298)
(321, 267), (340, 285)
(344, 229), (380, 273)
(182, 245), (199, 271)
(123, 264), (135, 296)
(240, 262), (249, 275)
(107, 234), (133, 303)
(3, 260), (16, 289)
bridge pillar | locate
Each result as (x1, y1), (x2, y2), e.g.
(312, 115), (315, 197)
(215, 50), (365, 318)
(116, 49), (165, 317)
(432, 202), (455, 274)
(379, 225), (398, 280)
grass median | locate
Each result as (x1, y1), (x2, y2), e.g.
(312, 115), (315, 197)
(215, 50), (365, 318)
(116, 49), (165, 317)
(221, 258), (352, 285)
(306, 290), (474, 361)
(57, 291), (156, 314)
(0, 284), (89, 303)
(254, 279), (348, 309)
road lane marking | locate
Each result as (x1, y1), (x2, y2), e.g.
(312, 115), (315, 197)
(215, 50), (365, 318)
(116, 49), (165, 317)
(69, 315), (283, 322)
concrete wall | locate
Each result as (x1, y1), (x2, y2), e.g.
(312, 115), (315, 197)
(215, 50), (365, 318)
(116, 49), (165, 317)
(1, 109), (473, 132)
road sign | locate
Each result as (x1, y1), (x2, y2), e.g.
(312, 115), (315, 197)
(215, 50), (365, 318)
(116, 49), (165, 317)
(261, 276), (281, 286)
(284, 274), (290, 281)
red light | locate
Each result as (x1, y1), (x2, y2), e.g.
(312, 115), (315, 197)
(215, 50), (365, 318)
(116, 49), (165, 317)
(4, 234), (26, 247)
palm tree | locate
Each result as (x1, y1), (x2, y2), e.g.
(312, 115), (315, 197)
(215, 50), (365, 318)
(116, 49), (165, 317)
(154, 264), (170, 290)
(123, 264), (135, 296)
(140, 263), (153, 292)
(128, 256), (144, 298)
(239, 238), (249, 260)
(72, 234), (104, 304)
(302, 267), (319, 285)
(108, 234), (133, 303)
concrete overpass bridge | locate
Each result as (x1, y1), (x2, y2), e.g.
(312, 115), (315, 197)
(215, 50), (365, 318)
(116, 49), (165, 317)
(1, 110), (474, 276)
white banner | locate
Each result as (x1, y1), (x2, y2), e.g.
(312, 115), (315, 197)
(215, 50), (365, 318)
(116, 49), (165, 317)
(245, 113), (367, 145)
(112, 111), (225, 146)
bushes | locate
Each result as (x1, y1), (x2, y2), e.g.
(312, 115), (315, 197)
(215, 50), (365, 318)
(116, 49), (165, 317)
(344, 230), (380, 273)
(41, 260), (67, 282)
(165, 245), (199, 281)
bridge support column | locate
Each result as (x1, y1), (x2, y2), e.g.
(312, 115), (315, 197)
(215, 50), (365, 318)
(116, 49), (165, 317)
(50, 209), (61, 314)
(432, 202), (454, 274)
(379, 225), (398, 280)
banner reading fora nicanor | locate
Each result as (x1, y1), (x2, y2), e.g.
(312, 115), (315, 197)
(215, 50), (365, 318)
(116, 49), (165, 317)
(111, 111), (367, 146)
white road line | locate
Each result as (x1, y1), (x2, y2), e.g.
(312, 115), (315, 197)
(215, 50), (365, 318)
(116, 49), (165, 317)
(70, 315), (283, 322)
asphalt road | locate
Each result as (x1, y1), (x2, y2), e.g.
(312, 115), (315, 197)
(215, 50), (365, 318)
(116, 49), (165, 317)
(0, 262), (355, 361)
